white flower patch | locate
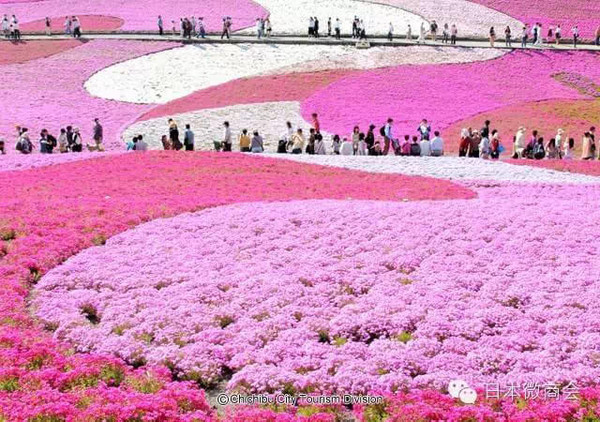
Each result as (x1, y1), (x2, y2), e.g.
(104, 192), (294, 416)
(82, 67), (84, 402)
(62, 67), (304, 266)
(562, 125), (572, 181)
(372, 0), (523, 38)
(238, 0), (426, 36)
(123, 101), (325, 150)
(85, 44), (504, 104)
(271, 154), (600, 184)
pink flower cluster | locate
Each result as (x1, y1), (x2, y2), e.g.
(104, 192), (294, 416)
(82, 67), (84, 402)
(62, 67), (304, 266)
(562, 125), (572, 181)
(33, 183), (600, 396)
(0, 152), (471, 417)
(472, 0), (600, 40)
(0, 0), (266, 31)
(301, 50), (600, 138)
(0, 40), (175, 153)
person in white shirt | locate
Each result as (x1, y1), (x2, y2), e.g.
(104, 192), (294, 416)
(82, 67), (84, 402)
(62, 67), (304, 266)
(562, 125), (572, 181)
(572, 25), (579, 48)
(430, 131), (444, 156)
(334, 18), (341, 39)
(479, 136), (490, 159)
(419, 138), (431, 156)
(418, 22), (426, 43)
(340, 137), (354, 155)
(314, 133), (327, 155)
(223, 121), (232, 151)
(513, 126), (526, 158)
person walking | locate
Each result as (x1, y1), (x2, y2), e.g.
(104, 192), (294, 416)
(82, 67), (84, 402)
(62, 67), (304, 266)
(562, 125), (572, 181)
(265, 18), (272, 37)
(430, 20), (438, 42)
(334, 18), (341, 39)
(382, 118), (393, 155)
(308, 17), (314, 37)
(504, 26), (511, 47)
(197, 17), (206, 38)
(521, 25), (528, 48)
(407, 24), (412, 41)
(72, 16), (81, 38)
(239, 129), (251, 152)
(2, 15), (8, 39)
(555, 24), (561, 45)
(450, 24), (457, 44)
(388, 22), (393, 42)
(11, 15), (20, 40)
(256, 18), (263, 39)
(183, 124), (195, 151)
(327, 18), (331, 37)
(314, 17), (320, 38)
(168, 118), (182, 150)
(45, 17), (52, 36)
(64, 16), (72, 35)
(442, 23), (449, 43)
(158, 15), (163, 35)
(221, 17), (229, 39)
(223, 121), (232, 151)
(572, 25), (579, 48)
(92, 118), (103, 150)
(251, 131), (264, 153)
(489, 26), (496, 47)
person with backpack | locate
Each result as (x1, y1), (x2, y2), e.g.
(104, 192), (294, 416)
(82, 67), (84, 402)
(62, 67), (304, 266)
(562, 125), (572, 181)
(381, 118), (393, 155)
(533, 137), (545, 159)
(409, 136), (421, 156)
(183, 124), (195, 151)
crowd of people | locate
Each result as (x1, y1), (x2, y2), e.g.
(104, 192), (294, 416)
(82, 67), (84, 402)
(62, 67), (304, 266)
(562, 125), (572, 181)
(0, 119), (104, 155)
(150, 115), (597, 163)
(2, 15), (83, 39)
(3, 12), (599, 46)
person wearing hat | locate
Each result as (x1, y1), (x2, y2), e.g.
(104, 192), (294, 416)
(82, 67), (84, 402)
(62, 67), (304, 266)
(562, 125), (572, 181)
(72, 127), (82, 152)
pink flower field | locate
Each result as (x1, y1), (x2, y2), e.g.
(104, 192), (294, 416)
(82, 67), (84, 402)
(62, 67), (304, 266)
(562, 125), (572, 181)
(0, 40), (176, 151)
(32, 186), (600, 395)
(300, 50), (600, 139)
(473, 0), (600, 40)
(0, 0), (266, 32)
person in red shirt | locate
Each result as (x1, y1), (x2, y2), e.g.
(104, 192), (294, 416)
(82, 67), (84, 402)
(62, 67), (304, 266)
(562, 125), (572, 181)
(311, 113), (320, 132)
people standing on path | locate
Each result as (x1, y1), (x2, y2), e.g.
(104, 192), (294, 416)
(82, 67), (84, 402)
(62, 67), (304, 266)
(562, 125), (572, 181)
(521, 25), (528, 47)
(265, 18), (272, 37)
(308, 17), (314, 37)
(555, 24), (561, 45)
(334, 18), (341, 39)
(327, 18), (331, 37)
(442, 23), (449, 43)
(387, 22), (394, 41)
(450, 24), (457, 44)
(314, 17), (320, 38)
(418, 22), (426, 43)
(256, 18), (263, 38)
(158, 15), (163, 35)
(489, 26), (495, 47)
(196, 17), (206, 38)
(535, 23), (543, 46)
(572, 25), (579, 48)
